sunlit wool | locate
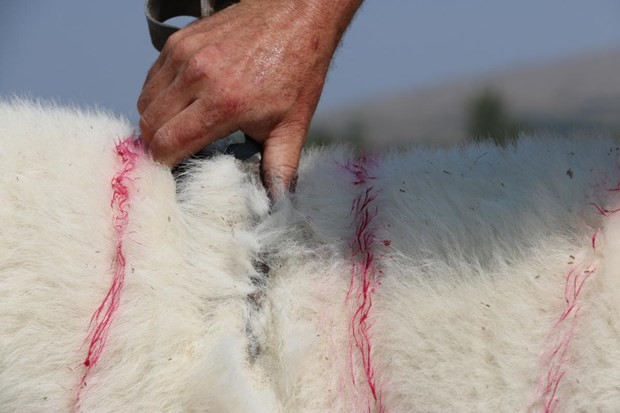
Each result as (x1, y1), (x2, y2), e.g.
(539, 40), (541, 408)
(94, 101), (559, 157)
(1, 100), (620, 412)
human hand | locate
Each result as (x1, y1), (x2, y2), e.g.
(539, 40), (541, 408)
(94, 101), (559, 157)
(138, 0), (362, 195)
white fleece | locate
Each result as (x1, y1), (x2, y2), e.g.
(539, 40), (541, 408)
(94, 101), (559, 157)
(1, 100), (619, 412)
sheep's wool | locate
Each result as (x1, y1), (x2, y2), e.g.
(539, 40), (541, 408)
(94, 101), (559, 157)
(1, 101), (620, 412)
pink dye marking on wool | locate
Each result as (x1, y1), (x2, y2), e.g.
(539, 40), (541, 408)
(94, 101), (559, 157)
(534, 188), (620, 412)
(534, 263), (596, 413)
(590, 202), (620, 217)
(339, 156), (378, 186)
(592, 229), (599, 250)
(75, 137), (143, 410)
(343, 156), (386, 413)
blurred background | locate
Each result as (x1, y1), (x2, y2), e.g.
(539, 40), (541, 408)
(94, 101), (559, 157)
(1, 0), (619, 148)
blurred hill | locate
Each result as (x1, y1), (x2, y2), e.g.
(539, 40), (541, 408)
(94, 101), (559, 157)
(311, 48), (620, 148)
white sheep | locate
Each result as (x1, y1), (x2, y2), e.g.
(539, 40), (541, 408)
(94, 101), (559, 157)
(1, 100), (619, 412)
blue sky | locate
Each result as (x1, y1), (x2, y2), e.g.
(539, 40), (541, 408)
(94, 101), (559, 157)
(1, 1), (619, 121)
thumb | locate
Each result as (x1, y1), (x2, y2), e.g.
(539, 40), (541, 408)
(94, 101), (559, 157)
(260, 124), (306, 199)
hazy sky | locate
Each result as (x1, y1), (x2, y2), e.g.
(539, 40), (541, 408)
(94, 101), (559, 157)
(1, 1), (619, 121)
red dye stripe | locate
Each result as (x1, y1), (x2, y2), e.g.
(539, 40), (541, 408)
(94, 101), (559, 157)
(534, 188), (620, 412)
(534, 264), (595, 412)
(339, 156), (378, 186)
(342, 156), (386, 413)
(590, 202), (620, 217)
(75, 137), (143, 410)
(592, 229), (599, 250)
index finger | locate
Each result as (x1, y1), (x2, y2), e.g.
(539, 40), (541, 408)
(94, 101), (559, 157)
(149, 99), (239, 166)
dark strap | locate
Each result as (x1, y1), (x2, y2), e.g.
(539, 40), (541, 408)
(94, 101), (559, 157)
(145, 0), (205, 51)
(144, 0), (260, 161)
(145, 0), (241, 51)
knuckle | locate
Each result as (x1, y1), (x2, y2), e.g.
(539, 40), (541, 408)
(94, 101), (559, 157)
(151, 126), (186, 167)
(191, 98), (212, 119)
(184, 54), (208, 80)
(183, 44), (223, 77)
(162, 31), (183, 55)
(152, 127), (167, 145)
(152, 127), (174, 154)
(199, 43), (224, 60)
(167, 38), (193, 65)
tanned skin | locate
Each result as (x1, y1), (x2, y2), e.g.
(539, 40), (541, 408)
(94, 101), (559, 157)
(138, 0), (363, 196)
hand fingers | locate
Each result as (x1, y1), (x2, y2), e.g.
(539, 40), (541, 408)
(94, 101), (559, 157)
(139, 77), (194, 147)
(260, 123), (306, 198)
(141, 8), (236, 109)
(137, 30), (205, 116)
(149, 99), (238, 166)
(138, 36), (181, 114)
